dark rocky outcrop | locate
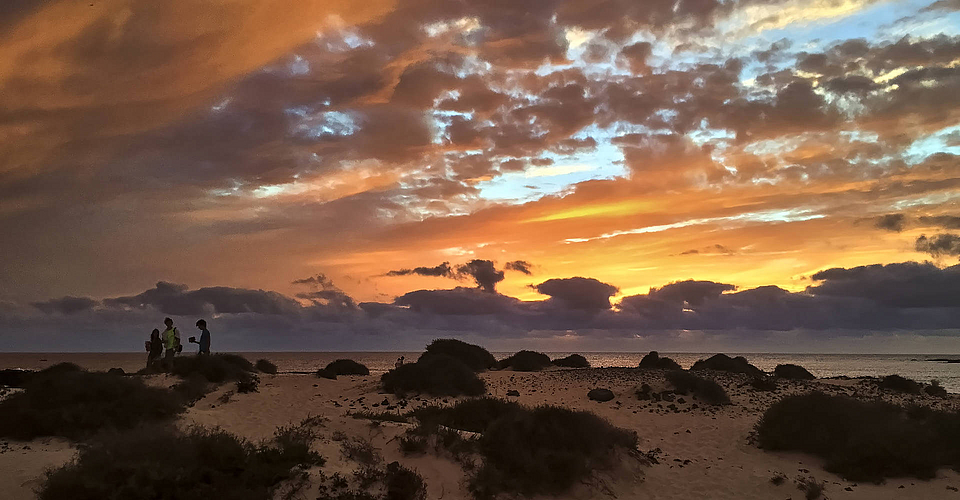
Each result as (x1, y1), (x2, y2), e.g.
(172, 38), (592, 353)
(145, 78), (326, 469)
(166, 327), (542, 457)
(587, 388), (615, 402)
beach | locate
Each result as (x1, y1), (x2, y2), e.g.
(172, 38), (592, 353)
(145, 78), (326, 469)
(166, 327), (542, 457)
(3, 360), (960, 500)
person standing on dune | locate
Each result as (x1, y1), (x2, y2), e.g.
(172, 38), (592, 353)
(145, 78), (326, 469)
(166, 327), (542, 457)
(146, 328), (163, 369)
(162, 317), (181, 367)
(189, 319), (211, 355)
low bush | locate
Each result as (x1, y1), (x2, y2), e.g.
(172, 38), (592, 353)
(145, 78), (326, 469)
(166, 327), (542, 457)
(145, 353), (256, 384)
(316, 368), (337, 380)
(408, 398), (636, 498)
(326, 359), (370, 376)
(496, 350), (551, 372)
(879, 374), (922, 394)
(691, 354), (763, 377)
(385, 461), (427, 500)
(381, 354), (485, 397)
(471, 404), (637, 498)
(749, 376), (777, 392)
(637, 351), (683, 370)
(756, 392), (960, 482)
(0, 369), (32, 387)
(552, 354), (590, 368)
(796, 477), (826, 500)
(0, 367), (184, 440)
(774, 364), (815, 380)
(423, 339), (497, 371)
(172, 373), (212, 403)
(666, 371), (730, 405)
(925, 380), (948, 397)
(255, 359), (278, 374)
(39, 423), (324, 500)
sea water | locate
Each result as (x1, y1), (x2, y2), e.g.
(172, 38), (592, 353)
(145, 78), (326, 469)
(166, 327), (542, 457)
(2, 351), (959, 392)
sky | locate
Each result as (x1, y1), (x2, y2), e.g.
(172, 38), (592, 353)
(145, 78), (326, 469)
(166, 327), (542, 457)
(1, 0), (959, 352)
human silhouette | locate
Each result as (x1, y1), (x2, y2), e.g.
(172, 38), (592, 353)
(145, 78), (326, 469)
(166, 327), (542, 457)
(146, 328), (162, 369)
(189, 319), (211, 355)
(161, 317), (181, 367)
(395, 356), (405, 369)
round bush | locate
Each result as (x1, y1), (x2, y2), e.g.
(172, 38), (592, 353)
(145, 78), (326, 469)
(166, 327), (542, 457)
(497, 350), (551, 372)
(774, 363), (815, 380)
(553, 354), (590, 368)
(381, 354), (485, 397)
(423, 339), (496, 371)
(325, 359), (370, 376)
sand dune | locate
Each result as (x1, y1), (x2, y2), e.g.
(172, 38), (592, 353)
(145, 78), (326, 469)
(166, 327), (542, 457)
(2, 368), (960, 499)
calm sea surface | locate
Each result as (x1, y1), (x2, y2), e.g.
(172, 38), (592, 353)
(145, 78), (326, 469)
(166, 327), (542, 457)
(2, 352), (959, 392)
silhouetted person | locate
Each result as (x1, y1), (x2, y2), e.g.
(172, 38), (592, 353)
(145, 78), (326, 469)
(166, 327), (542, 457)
(162, 317), (181, 367)
(395, 356), (404, 369)
(189, 319), (211, 355)
(146, 329), (162, 369)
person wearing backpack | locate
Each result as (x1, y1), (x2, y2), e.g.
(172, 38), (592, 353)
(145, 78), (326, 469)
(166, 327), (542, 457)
(162, 317), (181, 367)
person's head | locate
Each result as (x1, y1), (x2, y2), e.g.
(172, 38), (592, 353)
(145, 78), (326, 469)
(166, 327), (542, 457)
(151, 328), (160, 337)
(196, 319), (206, 329)
(400, 356), (404, 361)
(164, 317), (173, 327)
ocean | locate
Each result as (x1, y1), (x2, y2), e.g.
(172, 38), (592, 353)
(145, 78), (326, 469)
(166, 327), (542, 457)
(3, 351), (960, 392)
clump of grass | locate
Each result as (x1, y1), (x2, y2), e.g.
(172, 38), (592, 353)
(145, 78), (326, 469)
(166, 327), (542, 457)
(774, 363), (815, 380)
(409, 398), (637, 499)
(552, 354), (590, 368)
(638, 351), (683, 370)
(756, 392), (960, 482)
(326, 359), (370, 376)
(691, 354), (763, 377)
(350, 411), (408, 423)
(39, 423), (323, 500)
(341, 437), (382, 465)
(399, 435), (429, 456)
(496, 350), (551, 371)
(925, 380), (948, 398)
(0, 367), (184, 440)
(879, 374), (922, 394)
(384, 461), (427, 500)
(255, 359), (278, 374)
(423, 339), (497, 371)
(770, 472), (787, 485)
(666, 370), (730, 405)
(381, 354), (485, 397)
(796, 476), (826, 500)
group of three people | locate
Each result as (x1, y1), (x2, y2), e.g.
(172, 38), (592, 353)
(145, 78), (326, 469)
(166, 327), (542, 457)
(146, 317), (211, 368)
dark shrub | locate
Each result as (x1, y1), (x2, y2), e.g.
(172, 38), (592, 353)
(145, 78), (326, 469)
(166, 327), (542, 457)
(350, 411), (408, 423)
(316, 368), (337, 380)
(236, 375), (260, 394)
(413, 398), (523, 433)
(666, 371), (730, 405)
(879, 374), (922, 394)
(423, 339), (496, 371)
(750, 376), (777, 392)
(385, 461), (427, 500)
(0, 369), (32, 387)
(925, 380), (948, 397)
(796, 477), (826, 500)
(172, 373), (211, 403)
(774, 364), (815, 380)
(399, 435), (429, 456)
(691, 354), (763, 377)
(255, 359), (278, 374)
(381, 354), (485, 397)
(472, 405), (637, 498)
(756, 392), (960, 482)
(587, 389), (615, 402)
(39, 362), (83, 375)
(326, 359), (370, 376)
(154, 353), (255, 384)
(39, 424), (324, 500)
(496, 350), (551, 371)
(553, 354), (590, 368)
(0, 368), (184, 440)
(638, 351), (682, 370)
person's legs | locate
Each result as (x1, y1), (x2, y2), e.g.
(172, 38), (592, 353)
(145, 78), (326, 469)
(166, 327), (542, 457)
(164, 348), (175, 368)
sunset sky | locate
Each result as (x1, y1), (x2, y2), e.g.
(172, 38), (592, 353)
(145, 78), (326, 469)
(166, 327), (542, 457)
(1, 0), (959, 352)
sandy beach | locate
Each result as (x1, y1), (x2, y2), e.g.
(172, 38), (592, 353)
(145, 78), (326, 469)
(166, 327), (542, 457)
(3, 364), (959, 500)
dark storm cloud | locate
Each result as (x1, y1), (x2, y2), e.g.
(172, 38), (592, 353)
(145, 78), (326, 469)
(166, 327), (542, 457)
(915, 234), (960, 259)
(648, 280), (737, 305)
(394, 287), (520, 315)
(874, 213), (906, 232)
(918, 216), (960, 230)
(809, 262), (960, 307)
(292, 273), (338, 287)
(31, 296), (99, 315)
(103, 281), (301, 316)
(533, 277), (619, 311)
(504, 260), (534, 275)
(455, 260), (505, 293)
(384, 262), (455, 278)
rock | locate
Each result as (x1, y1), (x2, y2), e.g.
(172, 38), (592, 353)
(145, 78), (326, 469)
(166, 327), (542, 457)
(506, 389), (520, 397)
(381, 398), (390, 405)
(661, 391), (675, 402)
(588, 388), (615, 402)
(774, 364), (815, 380)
